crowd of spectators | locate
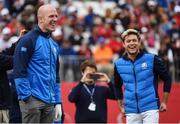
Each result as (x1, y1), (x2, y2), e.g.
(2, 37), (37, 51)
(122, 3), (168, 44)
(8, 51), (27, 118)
(0, 0), (180, 81)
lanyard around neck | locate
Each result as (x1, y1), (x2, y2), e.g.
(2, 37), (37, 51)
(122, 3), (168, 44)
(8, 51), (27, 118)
(83, 84), (96, 102)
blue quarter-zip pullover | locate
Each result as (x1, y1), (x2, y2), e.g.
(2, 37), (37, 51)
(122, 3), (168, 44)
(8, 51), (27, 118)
(13, 26), (61, 104)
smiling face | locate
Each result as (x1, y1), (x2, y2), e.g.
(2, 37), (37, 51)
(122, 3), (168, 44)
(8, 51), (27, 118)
(38, 4), (58, 33)
(123, 34), (141, 59)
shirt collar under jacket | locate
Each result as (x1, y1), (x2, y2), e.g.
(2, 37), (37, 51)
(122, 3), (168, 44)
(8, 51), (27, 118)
(122, 51), (146, 62)
(35, 26), (51, 38)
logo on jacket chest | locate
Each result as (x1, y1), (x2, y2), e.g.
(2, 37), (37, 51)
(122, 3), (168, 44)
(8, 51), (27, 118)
(141, 62), (147, 70)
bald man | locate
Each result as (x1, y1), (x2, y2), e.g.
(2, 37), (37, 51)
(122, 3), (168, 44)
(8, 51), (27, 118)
(13, 4), (62, 123)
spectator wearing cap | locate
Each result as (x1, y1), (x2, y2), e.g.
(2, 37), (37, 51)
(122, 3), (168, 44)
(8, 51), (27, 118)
(0, 27), (12, 51)
(173, 4), (180, 27)
(146, 0), (158, 14)
(93, 36), (113, 77)
(0, 8), (11, 23)
(114, 29), (172, 124)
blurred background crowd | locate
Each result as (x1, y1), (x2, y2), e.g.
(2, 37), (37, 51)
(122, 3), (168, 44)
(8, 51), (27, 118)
(0, 0), (180, 82)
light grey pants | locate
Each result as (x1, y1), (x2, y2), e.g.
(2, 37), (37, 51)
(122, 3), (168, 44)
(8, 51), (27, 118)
(19, 96), (54, 123)
(0, 110), (9, 123)
(126, 110), (159, 124)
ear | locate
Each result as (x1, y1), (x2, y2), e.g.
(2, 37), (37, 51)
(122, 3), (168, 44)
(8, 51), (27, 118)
(38, 16), (44, 23)
(40, 17), (44, 23)
(81, 71), (84, 76)
(122, 41), (126, 47)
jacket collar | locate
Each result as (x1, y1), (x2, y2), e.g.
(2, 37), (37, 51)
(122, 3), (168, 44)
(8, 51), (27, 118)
(122, 51), (145, 62)
(35, 26), (51, 38)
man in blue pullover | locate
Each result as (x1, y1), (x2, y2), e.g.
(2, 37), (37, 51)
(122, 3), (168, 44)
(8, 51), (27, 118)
(114, 29), (172, 124)
(13, 4), (62, 123)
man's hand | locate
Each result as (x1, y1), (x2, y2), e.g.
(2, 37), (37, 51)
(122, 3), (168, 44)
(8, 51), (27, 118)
(118, 100), (125, 116)
(119, 106), (125, 115)
(55, 104), (62, 121)
(96, 72), (110, 83)
(160, 92), (169, 112)
(159, 102), (167, 112)
(80, 72), (94, 84)
(19, 29), (27, 37)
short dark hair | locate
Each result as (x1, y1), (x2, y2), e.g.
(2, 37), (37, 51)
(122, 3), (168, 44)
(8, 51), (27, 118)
(80, 60), (97, 73)
(121, 29), (140, 41)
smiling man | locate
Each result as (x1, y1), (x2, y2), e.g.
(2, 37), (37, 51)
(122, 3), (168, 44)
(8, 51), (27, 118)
(13, 4), (62, 123)
(114, 29), (172, 124)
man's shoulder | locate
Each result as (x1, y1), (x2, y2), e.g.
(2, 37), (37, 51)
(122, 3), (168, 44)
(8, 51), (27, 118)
(141, 52), (156, 61)
(140, 51), (155, 56)
(17, 29), (40, 48)
(21, 29), (39, 41)
(114, 57), (126, 65)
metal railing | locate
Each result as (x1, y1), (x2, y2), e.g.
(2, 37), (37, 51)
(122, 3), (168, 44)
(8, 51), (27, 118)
(59, 55), (93, 82)
(59, 55), (180, 82)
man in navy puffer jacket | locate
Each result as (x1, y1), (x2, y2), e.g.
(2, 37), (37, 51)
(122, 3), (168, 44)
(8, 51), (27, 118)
(114, 29), (172, 124)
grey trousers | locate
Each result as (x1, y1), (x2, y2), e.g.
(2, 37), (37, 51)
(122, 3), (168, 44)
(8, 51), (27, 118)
(19, 96), (54, 123)
(0, 110), (9, 123)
